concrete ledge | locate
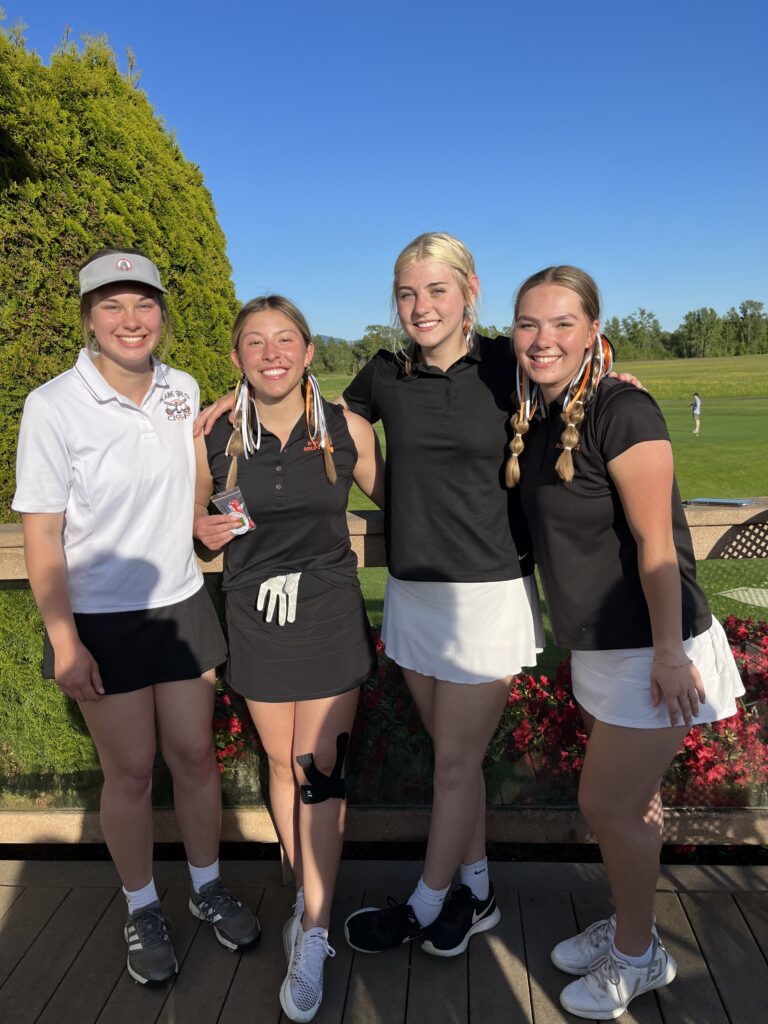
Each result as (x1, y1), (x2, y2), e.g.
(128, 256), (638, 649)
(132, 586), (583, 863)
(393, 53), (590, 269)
(2, 805), (766, 846)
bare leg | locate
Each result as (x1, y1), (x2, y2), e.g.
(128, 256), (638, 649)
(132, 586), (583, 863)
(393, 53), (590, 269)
(293, 688), (359, 930)
(78, 689), (157, 891)
(404, 668), (496, 870)
(408, 675), (510, 891)
(155, 671), (220, 868)
(578, 718), (686, 955)
(248, 699), (302, 888)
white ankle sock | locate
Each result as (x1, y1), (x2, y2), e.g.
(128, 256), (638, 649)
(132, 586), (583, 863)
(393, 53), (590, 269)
(295, 886), (305, 916)
(459, 857), (489, 901)
(612, 939), (654, 966)
(123, 879), (159, 915)
(188, 858), (220, 893)
(407, 876), (450, 927)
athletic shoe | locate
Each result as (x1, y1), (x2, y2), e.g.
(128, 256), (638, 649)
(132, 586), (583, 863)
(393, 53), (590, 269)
(280, 925), (336, 1022)
(344, 898), (424, 953)
(559, 937), (677, 1019)
(421, 883), (501, 957)
(551, 915), (659, 975)
(189, 877), (260, 950)
(124, 901), (177, 984)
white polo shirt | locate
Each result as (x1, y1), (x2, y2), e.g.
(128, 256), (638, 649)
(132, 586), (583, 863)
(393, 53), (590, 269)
(13, 349), (204, 613)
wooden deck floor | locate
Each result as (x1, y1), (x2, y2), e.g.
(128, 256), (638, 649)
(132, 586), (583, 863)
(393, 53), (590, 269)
(0, 859), (766, 1024)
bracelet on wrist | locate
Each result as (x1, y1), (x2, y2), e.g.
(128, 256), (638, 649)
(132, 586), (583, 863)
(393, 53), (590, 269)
(652, 655), (692, 670)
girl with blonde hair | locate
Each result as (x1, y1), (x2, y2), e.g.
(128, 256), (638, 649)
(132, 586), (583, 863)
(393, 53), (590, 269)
(508, 265), (744, 1019)
(194, 294), (383, 1022)
(339, 232), (544, 956)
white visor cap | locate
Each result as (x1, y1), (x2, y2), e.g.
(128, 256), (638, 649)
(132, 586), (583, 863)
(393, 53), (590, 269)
(79, 253), (167, 297)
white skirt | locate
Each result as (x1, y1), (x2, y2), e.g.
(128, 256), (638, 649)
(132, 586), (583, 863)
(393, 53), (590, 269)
(381, 575), (544, 684)
(570, 617), (745, 729)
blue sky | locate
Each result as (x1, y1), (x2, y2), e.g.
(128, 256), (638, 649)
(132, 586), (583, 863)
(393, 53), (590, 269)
(5, 0), (767, 339)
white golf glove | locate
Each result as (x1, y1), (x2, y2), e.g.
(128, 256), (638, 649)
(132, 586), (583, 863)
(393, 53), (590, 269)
(256, 572), (301, 626)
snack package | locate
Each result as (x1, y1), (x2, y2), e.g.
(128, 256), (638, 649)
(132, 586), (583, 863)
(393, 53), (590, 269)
(212, 486), (256, 535)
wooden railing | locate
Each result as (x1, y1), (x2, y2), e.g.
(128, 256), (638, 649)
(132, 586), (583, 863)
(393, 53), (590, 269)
(2, 499), (767, 578)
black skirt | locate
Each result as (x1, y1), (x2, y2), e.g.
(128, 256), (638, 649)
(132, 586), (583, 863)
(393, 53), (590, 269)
(225, 581), (375, 702)
(42, 584), (227, 695)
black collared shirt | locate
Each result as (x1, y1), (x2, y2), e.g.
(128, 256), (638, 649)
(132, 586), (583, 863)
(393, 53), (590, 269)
(517, 378), (711, 649)
(343, 338), (533, 582)
(205, 401), (359, 592)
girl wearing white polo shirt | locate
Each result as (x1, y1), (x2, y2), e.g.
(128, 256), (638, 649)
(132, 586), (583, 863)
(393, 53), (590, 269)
(13, 249), (258, 985)
(508, 265), (743, 1019)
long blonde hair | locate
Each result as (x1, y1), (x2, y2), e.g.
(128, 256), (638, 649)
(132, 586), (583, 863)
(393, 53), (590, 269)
(505, 266), (612, 487)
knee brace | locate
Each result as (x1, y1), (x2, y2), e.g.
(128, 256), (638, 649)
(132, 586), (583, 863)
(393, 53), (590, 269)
(296, 731), (349, 804)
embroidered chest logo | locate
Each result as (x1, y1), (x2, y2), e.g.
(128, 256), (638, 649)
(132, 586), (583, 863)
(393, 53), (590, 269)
(162, 389), (192, 421)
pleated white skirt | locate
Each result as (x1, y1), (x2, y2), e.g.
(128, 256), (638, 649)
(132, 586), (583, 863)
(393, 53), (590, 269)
(381, 574), (544, 684)
(571, 617), (745, 729)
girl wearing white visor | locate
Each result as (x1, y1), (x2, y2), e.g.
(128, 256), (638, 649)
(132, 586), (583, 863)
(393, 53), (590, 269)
(13, 248), (259, 985)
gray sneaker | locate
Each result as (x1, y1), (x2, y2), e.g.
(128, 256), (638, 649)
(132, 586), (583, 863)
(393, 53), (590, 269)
(189, 877), (260, 950)
(124, 901), (177, 984)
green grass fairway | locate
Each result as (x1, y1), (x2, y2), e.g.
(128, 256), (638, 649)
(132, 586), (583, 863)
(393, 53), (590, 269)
(612, 353), (768, 400)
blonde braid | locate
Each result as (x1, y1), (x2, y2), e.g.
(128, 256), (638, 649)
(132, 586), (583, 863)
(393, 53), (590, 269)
(225, 403), (243, 490)
(505, 410), (529, 487)
(555, 400), (585, 483)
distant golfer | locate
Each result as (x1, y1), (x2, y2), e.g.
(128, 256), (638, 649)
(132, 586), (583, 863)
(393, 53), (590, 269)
(691, 392), (701, 435)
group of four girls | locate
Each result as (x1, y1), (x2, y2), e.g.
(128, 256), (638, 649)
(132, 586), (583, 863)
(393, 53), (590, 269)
(15, 233), (743, 1022)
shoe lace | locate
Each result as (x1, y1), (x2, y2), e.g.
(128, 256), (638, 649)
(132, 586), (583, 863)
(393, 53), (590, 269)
(583, 916), (613, 950)
(585, 955), (621, 994)
(131, 906), (172, 948)
(199, 880), (241, 916)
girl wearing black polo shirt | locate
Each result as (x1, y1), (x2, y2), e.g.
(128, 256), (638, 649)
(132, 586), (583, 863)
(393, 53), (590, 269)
(341, 233), (544, 958)
(14, 249), (259, 986)
(508, 266), (744, 1020)
(194, 295), (382, 1023)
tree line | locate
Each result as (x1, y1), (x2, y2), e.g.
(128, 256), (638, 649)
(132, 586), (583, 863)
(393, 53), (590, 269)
(311, 302), (768, 373)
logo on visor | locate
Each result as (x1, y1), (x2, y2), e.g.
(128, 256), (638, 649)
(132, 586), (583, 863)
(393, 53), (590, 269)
(115, 258), (133, 271)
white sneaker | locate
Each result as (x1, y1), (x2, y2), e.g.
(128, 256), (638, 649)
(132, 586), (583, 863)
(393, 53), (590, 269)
(283, 890), (305, 963)
(280, 925), (336, 1023)
(551, 915), (659, 975)
(559, 938), (677, 1019)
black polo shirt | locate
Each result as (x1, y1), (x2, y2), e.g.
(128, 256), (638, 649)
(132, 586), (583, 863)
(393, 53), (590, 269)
(205, 401), (359, 593)
(517, 378), (711, 650)
(342, 338), (533, 582)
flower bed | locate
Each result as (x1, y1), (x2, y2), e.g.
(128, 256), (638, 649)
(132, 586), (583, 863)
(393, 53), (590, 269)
(214, 616), (768, 809)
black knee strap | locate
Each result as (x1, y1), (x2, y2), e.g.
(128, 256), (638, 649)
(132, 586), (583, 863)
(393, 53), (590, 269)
(296, 731), (349, 804)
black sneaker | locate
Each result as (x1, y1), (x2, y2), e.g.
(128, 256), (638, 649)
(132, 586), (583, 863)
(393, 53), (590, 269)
(124, 901), (177, 984)
(421, 883), (501, 957)
(344, 898), (424, 953)
(189, 877), (261, 950)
